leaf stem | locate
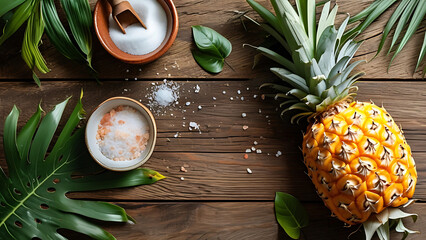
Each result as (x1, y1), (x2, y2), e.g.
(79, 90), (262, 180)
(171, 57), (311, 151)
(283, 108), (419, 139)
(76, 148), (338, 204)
(224, 59), (235, 72)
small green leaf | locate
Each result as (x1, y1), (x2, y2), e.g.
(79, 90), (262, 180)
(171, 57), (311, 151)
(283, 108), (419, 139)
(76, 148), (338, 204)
(192, 25), (231, 58)
(275, 192), (309, 239)
(191, 25), (232, 73)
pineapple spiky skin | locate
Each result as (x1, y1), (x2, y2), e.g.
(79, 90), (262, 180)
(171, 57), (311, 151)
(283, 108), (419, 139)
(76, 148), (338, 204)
(303, 101), (417, 225)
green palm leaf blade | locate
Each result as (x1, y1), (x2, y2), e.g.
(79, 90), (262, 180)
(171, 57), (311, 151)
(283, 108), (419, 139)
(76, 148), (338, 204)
(416, 32), (426, 73)
(0, 0), (26, 18)
(389, 0), (426, 68)
(60, 0), (93, 66)
(22, 0), (50, 87)
(42, 0), (87, 65)
(387, 0), (418, 56)
(0, 94), (165, 239)
(375, 0), (411, 57)
(343, 0), (397, 44)
(0, 0), (34, 46)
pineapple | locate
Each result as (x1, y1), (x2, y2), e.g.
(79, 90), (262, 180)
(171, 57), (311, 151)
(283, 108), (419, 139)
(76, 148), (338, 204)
(246, 0), (417, 237)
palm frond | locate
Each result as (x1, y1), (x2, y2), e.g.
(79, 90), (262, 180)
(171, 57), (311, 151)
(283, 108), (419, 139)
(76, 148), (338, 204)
(347, 0), (426, 73)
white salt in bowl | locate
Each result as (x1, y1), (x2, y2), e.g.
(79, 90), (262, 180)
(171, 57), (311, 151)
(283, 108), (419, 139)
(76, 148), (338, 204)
(85, 97), (157, 171)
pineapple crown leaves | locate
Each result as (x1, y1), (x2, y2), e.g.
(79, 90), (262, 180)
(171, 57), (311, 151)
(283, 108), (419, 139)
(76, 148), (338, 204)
(0, 93), (165, 239)
(246, 0), (365, 123)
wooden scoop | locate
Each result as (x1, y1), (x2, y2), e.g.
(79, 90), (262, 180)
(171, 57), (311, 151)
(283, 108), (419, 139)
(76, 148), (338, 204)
(107, 0), (147, 34)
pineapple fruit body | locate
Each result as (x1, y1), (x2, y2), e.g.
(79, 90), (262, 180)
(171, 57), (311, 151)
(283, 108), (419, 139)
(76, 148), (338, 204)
(303, 101), (417, 225)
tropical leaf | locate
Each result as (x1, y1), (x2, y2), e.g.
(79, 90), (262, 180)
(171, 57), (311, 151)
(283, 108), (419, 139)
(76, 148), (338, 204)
(0, 93), (164, 239)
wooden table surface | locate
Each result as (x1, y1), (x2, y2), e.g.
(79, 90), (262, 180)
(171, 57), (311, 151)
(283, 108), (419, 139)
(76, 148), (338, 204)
(0, 0), (425, 239)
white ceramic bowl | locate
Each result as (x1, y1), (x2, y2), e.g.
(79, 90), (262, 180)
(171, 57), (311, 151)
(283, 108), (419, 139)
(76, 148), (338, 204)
(85, 97), (157, 171)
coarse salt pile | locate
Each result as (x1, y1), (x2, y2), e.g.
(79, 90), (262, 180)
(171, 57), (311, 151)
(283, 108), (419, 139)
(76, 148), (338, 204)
(146, 80), (180, 115)
(97, 105), (150, 161)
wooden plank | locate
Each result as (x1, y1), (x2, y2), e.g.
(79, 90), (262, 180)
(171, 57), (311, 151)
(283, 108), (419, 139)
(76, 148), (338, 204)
(59, 201), (425, 240)
(0, 80), (424, 201)
(0, 0), (423, 80)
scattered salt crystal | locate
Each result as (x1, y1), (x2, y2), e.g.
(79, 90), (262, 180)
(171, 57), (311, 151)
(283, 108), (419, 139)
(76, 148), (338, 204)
(230, 97), (234, 101)
(251, 146), (256, 151)
(247, 87), (250, 90)
(241, 97), (245, 101)
(222, 91), (226, 95)
(195, 85), (200, 93)
(276, 151), (282, 157)
(258, 109), (262, 114)
(139, 68), (142, 72)
(180, 166), (187, 172)
(126, 69), (130, 73)
(242, 125), (249, 130)
(247, 168), (252, 174)
(166, 138), (171, 142)
(123, 89), (128, 92)
(156, 72), (159, 75)
(241, 113), (247, 118)
(266, 115), (269, 119)
(125, 78), (129, 81)
(134, 77), (138, 80)
(245, 149), (251, 153)
(212, 97), (216, 101)
(253, 95), (258, 98)
(189, 122), (201, 134)
(174, 132), (179, 138)
(185, 102), (191, 106)
(198, 105), (202, 110)
(256, 149), (262, 154)
(237, 90), (241, 94)
(180, 177), (185, 181)
(254, 141), (258, 145)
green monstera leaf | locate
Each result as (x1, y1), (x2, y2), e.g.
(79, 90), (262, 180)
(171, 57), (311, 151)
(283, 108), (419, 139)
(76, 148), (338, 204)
(0, 92), (165, 239)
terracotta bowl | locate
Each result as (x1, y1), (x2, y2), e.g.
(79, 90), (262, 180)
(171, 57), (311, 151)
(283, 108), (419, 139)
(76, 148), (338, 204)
(85, 97), (157, 171)
(94, 0), (178, 64)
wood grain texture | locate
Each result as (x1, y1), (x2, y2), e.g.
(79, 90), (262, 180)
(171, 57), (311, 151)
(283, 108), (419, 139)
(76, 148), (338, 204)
(60, 201), (425, 240)
(0, 0), (423, 80)
(0, 80), (424, 202)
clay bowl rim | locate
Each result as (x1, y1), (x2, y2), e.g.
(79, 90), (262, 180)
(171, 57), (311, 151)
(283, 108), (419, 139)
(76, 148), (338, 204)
(93, 0), (179, 64)
(85, 96), (157, 172)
